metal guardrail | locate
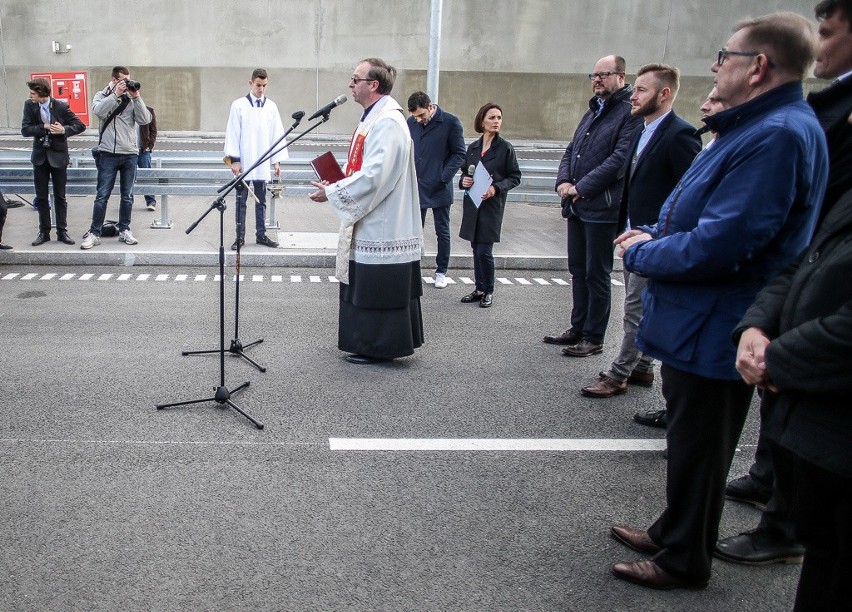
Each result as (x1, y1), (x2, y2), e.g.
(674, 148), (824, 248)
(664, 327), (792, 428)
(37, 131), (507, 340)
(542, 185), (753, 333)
(0, 150), (560, 230)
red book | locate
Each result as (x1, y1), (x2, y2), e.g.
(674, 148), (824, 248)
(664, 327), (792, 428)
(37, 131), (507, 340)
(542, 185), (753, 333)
(310, 151), (346, 183)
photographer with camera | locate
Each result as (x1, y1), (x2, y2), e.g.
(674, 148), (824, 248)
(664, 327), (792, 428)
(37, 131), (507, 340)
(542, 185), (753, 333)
(21, 78), (86, 246)
(81, 66), (151, 249)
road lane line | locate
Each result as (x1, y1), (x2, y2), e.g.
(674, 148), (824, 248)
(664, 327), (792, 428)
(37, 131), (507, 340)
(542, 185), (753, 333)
(328, 438), (666, 451)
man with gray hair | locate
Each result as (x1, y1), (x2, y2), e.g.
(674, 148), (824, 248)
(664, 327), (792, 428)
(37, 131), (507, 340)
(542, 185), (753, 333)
(610, 12), (828, 590)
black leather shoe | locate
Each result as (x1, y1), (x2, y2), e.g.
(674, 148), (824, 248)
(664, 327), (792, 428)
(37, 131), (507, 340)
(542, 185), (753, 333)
(32, 232), (50, 246)
(633, 409), (668, 429)
(0, 243), (12, 250)
(714, 529), (804, 566)
(57, 231), (75, 245)
(231, 238), (245, 251)
(725, 475), (772, 510)
(543, 329), (582, 345)
(479, 293), (493, 308)
(461, 290), (485, 303)
(345, 354), (388, 365)
(256, 235), (279, 248)
(561, 340), (603, 357)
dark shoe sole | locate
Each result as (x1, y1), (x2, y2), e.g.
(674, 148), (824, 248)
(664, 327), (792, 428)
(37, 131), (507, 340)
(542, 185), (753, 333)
(713, 549), (803, 566)
(581, 386), (627, 398)
(723, 494), (769, 511)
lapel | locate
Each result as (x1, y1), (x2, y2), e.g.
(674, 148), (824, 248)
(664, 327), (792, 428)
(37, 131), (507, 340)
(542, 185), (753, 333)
(632, 112), (676, 176)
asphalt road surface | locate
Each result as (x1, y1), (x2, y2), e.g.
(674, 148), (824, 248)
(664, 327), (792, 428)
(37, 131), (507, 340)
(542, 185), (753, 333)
(0, 266), (798, 611)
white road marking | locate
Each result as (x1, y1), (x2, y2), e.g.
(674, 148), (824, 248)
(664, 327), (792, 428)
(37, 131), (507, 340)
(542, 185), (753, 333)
(252, 275), (263, 282)
(155, 274), (169, 281)
(97, 274), (112, 281)
(611, 278), (624, 286)
(515, 278), (532, 285)
(39, 273), (57, 281)
(291, 275), (302, 282)
(459, 277), (474, 285)
(271, 275), (283, 282)
(533, 278), (550, 285)
(136, 274), (150, 281)
(328, 438), (667, 451)
(497, 278), (512, 285)
(117, 274), (132, 281)
(1, 273), (19, 280)
(195, 275), (207, 281)
(60, 273), (75, 280)
(328, 275), (339, 283)
(552, 278), (569, 285)
(21, 273), (37, 280)
(78, 273), (94, 280)
(309, 275), (321, 283)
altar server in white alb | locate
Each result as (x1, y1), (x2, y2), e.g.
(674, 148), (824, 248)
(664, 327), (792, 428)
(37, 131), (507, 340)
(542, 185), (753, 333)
(309, 57), (424, 365)
(224, 68), (287, 250)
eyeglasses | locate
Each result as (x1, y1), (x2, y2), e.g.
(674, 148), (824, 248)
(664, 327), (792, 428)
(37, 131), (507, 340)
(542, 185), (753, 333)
(717, 49), (775, 68)
(350, 76), (376, 84)
(588, 71), (623, 80)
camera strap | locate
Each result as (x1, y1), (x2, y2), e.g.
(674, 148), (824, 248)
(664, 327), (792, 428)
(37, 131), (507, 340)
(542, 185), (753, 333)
(97, 95), (132, 144)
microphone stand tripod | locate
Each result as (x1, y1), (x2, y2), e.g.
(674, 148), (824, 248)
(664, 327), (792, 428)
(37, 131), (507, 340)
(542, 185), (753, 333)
(182, 111), (307, 373)
(155, 193), (263, 429)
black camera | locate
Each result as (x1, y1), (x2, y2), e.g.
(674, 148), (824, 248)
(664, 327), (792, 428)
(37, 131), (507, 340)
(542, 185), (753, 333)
(41, 134), (51, 149)
(124, 78), (141, 92)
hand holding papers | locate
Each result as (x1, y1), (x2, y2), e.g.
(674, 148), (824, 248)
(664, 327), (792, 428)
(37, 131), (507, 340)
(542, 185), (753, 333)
(467, 161), (493, 208)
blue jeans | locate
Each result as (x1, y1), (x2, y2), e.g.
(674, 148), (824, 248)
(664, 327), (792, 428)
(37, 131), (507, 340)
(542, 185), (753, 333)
(136, 151), (156, 206)
(421, 206), (451, 274)
(471, 241), (495, 293)
(90, 152), (138, 235)
(235, 180), (268, 240)
(566, 217), (617, 344)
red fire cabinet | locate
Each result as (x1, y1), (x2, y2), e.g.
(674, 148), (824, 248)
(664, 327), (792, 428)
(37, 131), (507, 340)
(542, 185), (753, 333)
(30, 71), (90, 127)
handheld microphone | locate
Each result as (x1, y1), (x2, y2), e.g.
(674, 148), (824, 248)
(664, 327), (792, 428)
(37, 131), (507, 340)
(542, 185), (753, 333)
(308, 95), (347, 121)
(468, 164), (476, 176)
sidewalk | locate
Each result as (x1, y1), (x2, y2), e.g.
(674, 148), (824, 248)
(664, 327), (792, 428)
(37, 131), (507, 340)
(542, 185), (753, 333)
(0, 194), (579, 270)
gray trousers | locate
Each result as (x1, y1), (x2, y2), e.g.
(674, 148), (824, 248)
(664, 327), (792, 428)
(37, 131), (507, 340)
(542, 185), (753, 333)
(606, 268), (654, 382)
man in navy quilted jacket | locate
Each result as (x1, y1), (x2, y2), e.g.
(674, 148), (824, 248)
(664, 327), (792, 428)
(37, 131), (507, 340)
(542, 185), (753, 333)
(544, 55), (642, 357)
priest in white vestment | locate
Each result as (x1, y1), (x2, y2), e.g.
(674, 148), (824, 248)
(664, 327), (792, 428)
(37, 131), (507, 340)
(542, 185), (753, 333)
(309, 58), (424, 364)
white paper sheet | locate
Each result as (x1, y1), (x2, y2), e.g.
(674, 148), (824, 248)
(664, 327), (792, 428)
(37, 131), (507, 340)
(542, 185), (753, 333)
(467, 161), (493, 208)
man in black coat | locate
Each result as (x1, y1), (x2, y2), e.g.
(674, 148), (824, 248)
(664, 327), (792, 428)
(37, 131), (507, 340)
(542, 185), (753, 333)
(717, 0), (852, 567)
(579, 63), (701, 398)
(545, 55), (642, 357)
(20, 78), (86, 246)
(733, 183), (852, 610)
(406, 91), (466, 289)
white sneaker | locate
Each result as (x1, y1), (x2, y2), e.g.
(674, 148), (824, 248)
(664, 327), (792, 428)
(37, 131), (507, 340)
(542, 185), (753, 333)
(434, 272), (447, 289)
(119, 229), (138, 245)
(146, 203), (156, 211)
(80, 232), (101, 250)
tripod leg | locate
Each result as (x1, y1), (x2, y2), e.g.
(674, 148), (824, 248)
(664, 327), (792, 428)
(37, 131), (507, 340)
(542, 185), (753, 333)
(234, 352), (267, 373)
(156, 395), (217, 410)
(224, 399), (264, 429)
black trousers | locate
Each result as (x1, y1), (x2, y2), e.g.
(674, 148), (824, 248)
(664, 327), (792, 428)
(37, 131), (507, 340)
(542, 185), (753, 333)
(773, 444), (852, 612)
(648, 364), (754, 582)
(0, 196), (7, 242)
(33, 162), (69, 234)
(566, 217), (617, 344)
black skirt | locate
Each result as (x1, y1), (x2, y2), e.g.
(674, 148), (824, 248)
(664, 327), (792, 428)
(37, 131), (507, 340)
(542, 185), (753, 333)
(338, 260), (424, 359)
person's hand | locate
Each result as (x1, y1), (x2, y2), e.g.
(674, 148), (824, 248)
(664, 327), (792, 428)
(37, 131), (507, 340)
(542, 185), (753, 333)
(461, 176), (473, 189)
(309, 180), (329, 202)
(482, 185), (496, 200)
(113, 79), (128, 97)
(614, 229), (652, 257)
(273, 163), (281, 177)
(736, 327), (777, 391)
(556, 182), (574, 199)
(48, 121), (65, 135)
(230, 161), (242, 176)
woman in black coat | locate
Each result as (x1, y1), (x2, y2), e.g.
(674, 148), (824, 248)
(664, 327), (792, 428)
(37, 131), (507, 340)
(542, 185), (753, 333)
(458, 103), (521, 307)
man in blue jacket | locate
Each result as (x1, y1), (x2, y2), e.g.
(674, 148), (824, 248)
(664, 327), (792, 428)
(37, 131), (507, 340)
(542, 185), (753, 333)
(407, 91), (465, 288)
(545, 55), (642, 357)
(609, 12), (829, 590)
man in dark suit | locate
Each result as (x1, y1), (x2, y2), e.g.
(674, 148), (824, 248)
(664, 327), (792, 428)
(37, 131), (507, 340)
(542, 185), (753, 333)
(406, 91), (466, 289)
(580, 64), (701, 398)
(20, 78), (86, 246)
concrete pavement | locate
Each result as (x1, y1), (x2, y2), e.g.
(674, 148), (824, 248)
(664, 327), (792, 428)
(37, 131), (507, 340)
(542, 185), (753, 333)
(0, 192), (577, 270)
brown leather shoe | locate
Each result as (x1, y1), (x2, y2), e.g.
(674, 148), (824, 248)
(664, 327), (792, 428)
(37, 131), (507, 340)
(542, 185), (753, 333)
(543, 329), (581, 345)
(627, 370), (654, 386)
(610, 525), (661, 555)
(561, 340), (603, 357)
(612, 560), (708, 590)
(581, 374), (627, 398)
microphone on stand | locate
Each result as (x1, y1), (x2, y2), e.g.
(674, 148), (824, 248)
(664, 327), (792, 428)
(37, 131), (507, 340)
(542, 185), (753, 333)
(291, 110), (305, 122)
(308, 95), (347, 121)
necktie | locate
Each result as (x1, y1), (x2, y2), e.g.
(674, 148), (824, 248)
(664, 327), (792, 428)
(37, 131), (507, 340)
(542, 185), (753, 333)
(256, 99), (261, 108)
(40, 105), (50, 124)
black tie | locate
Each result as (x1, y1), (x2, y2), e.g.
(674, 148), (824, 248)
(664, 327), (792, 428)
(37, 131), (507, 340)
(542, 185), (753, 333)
(256, 99), (261, 108)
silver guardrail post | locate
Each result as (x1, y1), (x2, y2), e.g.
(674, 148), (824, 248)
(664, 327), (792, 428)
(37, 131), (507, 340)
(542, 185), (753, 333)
(266, 181), (282, 230)
(149, 158), (172, 229)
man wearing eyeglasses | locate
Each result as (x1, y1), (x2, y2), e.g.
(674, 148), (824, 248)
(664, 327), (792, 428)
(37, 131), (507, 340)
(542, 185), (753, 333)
(544, 55), (642, 357)
(609, 12), (828, 590)
(309, 58), (423, 365)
